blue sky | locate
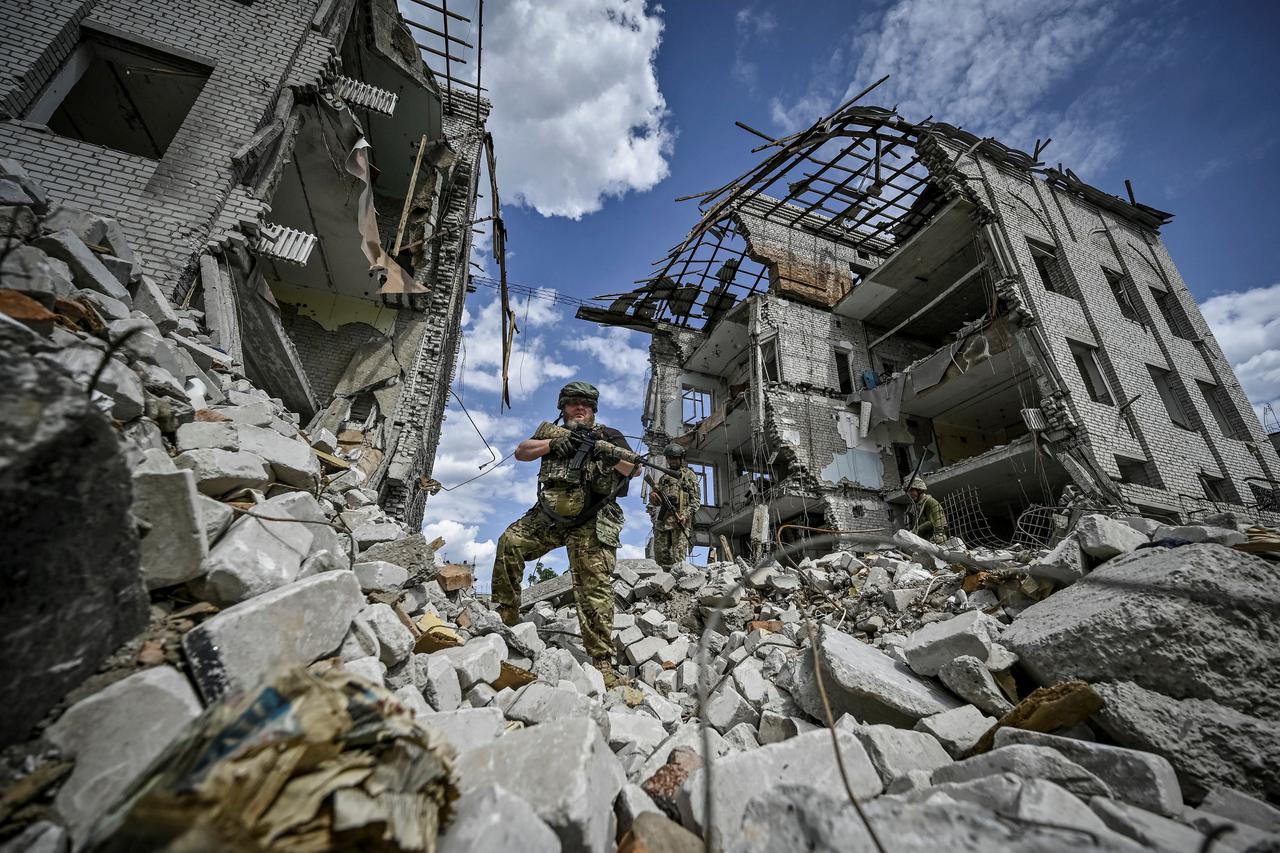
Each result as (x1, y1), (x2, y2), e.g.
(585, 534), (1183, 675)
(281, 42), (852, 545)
(406, 0), (1280, 589)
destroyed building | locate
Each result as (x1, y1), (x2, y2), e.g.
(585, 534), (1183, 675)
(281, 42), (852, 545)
(581, 103), (1280, 557)
(0, 0), (492, 527)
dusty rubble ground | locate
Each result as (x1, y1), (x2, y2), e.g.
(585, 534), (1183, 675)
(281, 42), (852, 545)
(2, 157), (1280, 853)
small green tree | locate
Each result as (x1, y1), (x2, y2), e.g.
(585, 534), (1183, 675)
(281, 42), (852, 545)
(526, 560), (556, 586)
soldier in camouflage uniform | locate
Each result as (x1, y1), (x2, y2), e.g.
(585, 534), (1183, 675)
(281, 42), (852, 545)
(906, 476), (948, 544)
(649, 444), (700, 566)
(490, 381), (636, 686)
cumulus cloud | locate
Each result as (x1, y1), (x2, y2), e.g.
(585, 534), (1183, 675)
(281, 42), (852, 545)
(732, 5), (777, 90)
(481, 0), (673, 218)
(1201, 283), (1280, 422)
(456, 290), (578, 401)
(564, 326), (650, 408)
(767, 0), (1155, 178)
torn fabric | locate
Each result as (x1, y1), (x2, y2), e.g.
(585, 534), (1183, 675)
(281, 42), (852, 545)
(344, 140), (425, 297)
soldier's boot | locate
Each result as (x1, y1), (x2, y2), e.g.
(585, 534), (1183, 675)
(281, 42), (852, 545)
(592, 657), (621, 689)
(499, 606), (520, 627)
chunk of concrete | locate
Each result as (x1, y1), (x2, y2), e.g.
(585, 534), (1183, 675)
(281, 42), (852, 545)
(913, 705), (997, 758)
(353, 560), (409, 592)
(994, 727), (1182, 816)
(903, 611), (994, 677)
(236, 423), (320, 489)
(358, 532), (436, 579)
(1090, 680), (1280, 803)
(173, 448), (271, 496)
(344, 655), (387, 686)
(1090, 797), (1210, 852)
(183, 571), (364, 701)
(1075, 514), (1148, 560)
(934, 743), (1115, 802)
(419, 653), (460, 706)
(455, 717), (625, 853)
(677, 730), (882, 850)
(626, 635), (666, 666)
(506, 681), (609, 736)
(438, 782), (560, 853)
(615, 783), (662, 838)
(634, 722), (733, 785)
(132, 468), (208, 590)
(0, 324), (147, 745)
(704, 682), (759, 733)
(198, 491), (316, 604)
(1198, 786), (1280, 833)
(357, 603), (414, 666)
(419, 707), (505, 753)
(436, 640), (503, 690)
(608, 711), (670, 756)
(781, 625), (960, 727)
(838, 719), (952, 788)
(939, 655), (1014, 717)
(34, 228), (131, 302)
(1151, 524), (1247, 547)
(45, 666), (201, 842)
(1002, 545), (1280, 723)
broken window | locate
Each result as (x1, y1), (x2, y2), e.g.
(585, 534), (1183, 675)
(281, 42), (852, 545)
(687, 462), (717, 507)
(681, 385), (713, 427)
(1103, 267), (1141, 323)
(1116, 455), (1161, 488)
(834, 348), (854, 395)
(1067, 340), (1113, 405)
(1028, 238), (1072, 298)
(1148, 366), (1194, 430)
(31, 35), (211, 159)
(1198, 381), (1246, 440)
(1198, 472), (1234, 505)
(759, 339), (780, 383)
(1150, 286), (1196, 340)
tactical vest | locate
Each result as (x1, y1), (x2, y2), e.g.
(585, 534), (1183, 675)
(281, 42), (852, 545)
(535, 422), (625, 527)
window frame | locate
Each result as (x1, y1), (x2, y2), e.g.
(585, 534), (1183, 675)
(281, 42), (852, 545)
(1148, 365), (1195, 430)
(680, 384), (714, 427)
(1067, 339), (1114, 406)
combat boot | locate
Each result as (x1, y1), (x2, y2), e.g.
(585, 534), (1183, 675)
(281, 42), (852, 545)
(499, 606), (519, 627)
(592, 657), (620, 689)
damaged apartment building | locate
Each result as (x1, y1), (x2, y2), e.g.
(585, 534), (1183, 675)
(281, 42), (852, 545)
(581, 97), (1280, 558)
(0, 0), (494, 527)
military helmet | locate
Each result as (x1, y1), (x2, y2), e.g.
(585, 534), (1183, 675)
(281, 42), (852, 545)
(908, 477), (928, 492)
(557, 380), (599, 410)
(663, 443), (685, 458)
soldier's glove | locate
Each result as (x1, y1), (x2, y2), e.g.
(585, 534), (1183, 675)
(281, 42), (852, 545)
(548, 434), (576, 458)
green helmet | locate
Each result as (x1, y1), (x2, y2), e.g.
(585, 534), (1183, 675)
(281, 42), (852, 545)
(557, 380), (599, 410)
(908, 477), (928, 492)
(664, 443), (685, 458)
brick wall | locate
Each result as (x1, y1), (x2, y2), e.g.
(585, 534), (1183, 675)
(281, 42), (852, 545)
(277, 305), (384, 403)
(0, 0), (324, 298)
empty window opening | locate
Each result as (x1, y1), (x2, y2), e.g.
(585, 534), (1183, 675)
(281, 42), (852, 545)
(1028, 239), (1072, 298)
(34, 36), (211, 159)
(1068, 340), (1113, 405)
(687, 462), (717, 507)
(1116, 455), (1161, 488)
(1198, 472), (1234, 505)
(1198, 381), (1246, 440)
(759, 339), (780, 383)
(1150, 286), (1196, 341)
(1103, 267), (1141, 323)
(1148, 366), (1194, 430)
(681, 385), (713, 427)
(834, 348), (854, 395)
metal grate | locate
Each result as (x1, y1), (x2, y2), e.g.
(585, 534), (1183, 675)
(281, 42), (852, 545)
(332, 76), (398, 116)
(937, 484), (1006, 549)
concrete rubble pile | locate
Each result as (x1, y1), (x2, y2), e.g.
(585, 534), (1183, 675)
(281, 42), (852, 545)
(3, 160), (1279, 852)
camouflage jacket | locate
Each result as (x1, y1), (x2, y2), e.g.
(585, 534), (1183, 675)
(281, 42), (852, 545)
(532, 420), (630, 546)
(653, 467), (701, 532)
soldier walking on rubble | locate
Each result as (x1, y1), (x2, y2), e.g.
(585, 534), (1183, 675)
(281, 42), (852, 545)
(648, 444), (701, 566)
(489, 381), (637, 687)
(906, 476), (949, 544)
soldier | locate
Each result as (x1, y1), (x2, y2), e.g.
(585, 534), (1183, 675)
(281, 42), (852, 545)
(489, 381), (636, 687)
(648, 443), (700, 566)
(905, 476), (948, 544)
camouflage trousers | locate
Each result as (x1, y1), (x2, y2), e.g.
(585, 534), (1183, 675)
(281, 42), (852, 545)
(652, 526), (690, 567)
(490, 508), (616, 660)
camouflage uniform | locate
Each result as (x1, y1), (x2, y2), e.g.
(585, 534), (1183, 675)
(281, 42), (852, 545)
(651, 467), (701, 566)
(490, 421), (629, 660)
(908, 493), (948, 544)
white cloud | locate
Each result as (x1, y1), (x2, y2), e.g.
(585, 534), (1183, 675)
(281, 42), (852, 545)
(422, 519), (496, 571)
(1201, 283), (1280, 422)
(482, 0), (673, 218)
(457, 291), (578, 400)
(767, 0), (1135, 178)
(617, 543), (647, 559)
(565, 326), (650, 409)
(732, 5), (777, 89)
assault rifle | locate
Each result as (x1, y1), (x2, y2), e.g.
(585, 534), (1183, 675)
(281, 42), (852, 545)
(537, 422), (678, 476)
